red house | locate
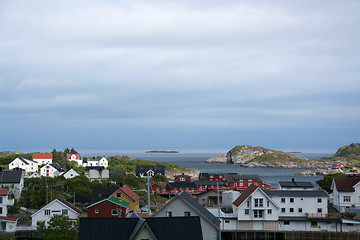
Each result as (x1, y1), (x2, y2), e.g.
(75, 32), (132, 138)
(174, 173), (191, 182)
(332, 163), (345, 169)
(195, 180), (223, 192)
(148, 183), (162, 194)
(165, 182), (198, 194)
(87, 196), (130, 218)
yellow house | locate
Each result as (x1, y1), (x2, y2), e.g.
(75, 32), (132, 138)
(112, 185), (140, 212)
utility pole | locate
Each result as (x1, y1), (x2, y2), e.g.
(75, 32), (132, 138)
(45, 177), (48, 205)
(147, 170), (151, 218)
(217, 181), (221, 240)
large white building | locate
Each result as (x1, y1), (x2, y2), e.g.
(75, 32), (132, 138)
(83, 157), (108, 169)
(332, 178), (360, 213)
(9, 157), (39, 176)
(67, 154), (83, 167)
(40, 163), (64, 178)
(32, 152), (53, 165)
(0, 170), (24, 200)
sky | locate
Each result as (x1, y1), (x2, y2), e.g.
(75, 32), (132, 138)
(0, 0), (359, 153)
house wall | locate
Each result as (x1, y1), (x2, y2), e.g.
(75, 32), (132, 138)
(87, 200), (127, 218)
(63, 170), (79, 179)
(111, 190), (139, 212)
(342, 222), (360, 232)
(31, 200), (79, 226)
(278, 220), (341, 232)
(333, 186), (360, 212)
(33, 158), (52, 165)
(9, 158), (38, 173)
(40, 165), (60, 177)
(0, 179), (24, 200)
(154, 197), (218, 240)
(269, 196), (328, 217)
(219, 218), (238, 230)
(134, 226), (157, 240)
(0, 220), (17, 232)
(0, 195), (14, 217)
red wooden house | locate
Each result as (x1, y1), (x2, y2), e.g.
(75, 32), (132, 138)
(148, 183), (163, 194)
(332, 163), (345, 169)
(195, 180), (223, 192)
(165, 182), (198, 194)
(87, 196), (130, 218)
(174, 173), (192, 182)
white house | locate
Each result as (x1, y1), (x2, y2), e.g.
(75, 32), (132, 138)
(67, 154), (83, 167)
(232, 185), (280, 231)
(0, 170), (24, 200)
(83, 157), (108, 169)
(332, 178), (360, 213)
(278, 178), (314, 191)
(63, 168), (80, 179)
(0, 190), (14, 217)
(8, 157), (39, 176)
(31, 198), (82, 227)
(152, 191), (220, 240)
(40, 163), (64, 178)
(32, 152), (53, 165)
(0, 216), (18, 232)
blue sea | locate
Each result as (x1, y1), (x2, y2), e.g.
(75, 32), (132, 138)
(4, 148), (333, 188)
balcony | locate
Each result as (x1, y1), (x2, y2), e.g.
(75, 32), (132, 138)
(306, 213), (341, 220)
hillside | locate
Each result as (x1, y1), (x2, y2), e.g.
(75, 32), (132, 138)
(333, 143), (360, 158)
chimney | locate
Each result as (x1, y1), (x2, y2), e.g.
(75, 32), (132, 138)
(292, 178), (295, 182)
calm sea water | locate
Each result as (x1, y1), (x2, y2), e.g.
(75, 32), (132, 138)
(78, 149), (333, 189)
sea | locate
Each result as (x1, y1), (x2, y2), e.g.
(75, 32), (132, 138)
(4, 148), (333, 189)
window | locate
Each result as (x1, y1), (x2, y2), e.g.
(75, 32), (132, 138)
(344, 196), (351, 202)
(267, 201), (270, 207)
(112, 210), (118, 215)
(281, 198), (285, 203)
(225, 220), (230, 223)
(62, 209), (68, 215)
(317, 198), (322, 203)
(267, 209), (272, 214)
(290, 198), (294, 203)
(166, 211), (172, 217)
(184, 212), (190, 216)
(253, 210), (263, 218)
(247, 200), (250, 207)
(254, 198), (263, 207)
(347, 223), (354, 226)
(0, 208), (2, 215)
(281, 208), (285, 213)
(95, 209), (99, 214)
(117, 192), (121, 198)
(45, 209), (51, 215)
(0, 197), (2, 204)
(317, 208), (322, 213)
(201, 198), (205, 203)
(290, 208), (294, 212)
(298, 208), (303, 213)
(284, 221), (290, 225)
(245, 209), (249, 214)
(311, 221), (318, 228)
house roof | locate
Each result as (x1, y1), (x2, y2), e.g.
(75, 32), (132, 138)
(232, 174), (262, 182)
(32, 152), (53, 159)
(0, 216), (18, 222)
(32, 198), (82, 218)
(333, 178), (360, 192)
(232, 185), (258, 207)
(67, 194), (91, 204)
(50, 163), (64, 172)
(107, 196), (130, 208)
(89, 169), (109, 179)
(0, 190), (9, 196)
(56, 198), (83, 214)
(67, 154), (81, 160)
(167, 182), (197, 188)
(279, 180), (314, 188)
(63, 168), (79, 176)
(264, 190), (328, 198)
(119, 185), (140, 202)
(79, 217), (203, 240)
(85, 166), (105, 171)
(0, 170), (23, 184)
(135, 165), (165, 175)
(194, 180), (222, 186)
(91, 186), (120, 203)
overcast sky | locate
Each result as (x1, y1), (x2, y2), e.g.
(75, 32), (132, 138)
(0, 0), (359, 153)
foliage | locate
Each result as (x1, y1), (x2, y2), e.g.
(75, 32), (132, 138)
(0, 234), (16, 240)
(151, 174), (168, 183)
(316, 173), (347, 193)
(0, 151), (32, 165)
(334, 143), (360, 157)
(37, 214), (78, 240)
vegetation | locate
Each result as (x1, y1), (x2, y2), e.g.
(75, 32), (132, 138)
(37, 215), (78, 240)
(334, 143), (360, 157)
(0, 151), (32, 166)
(316, 173), (347, 193)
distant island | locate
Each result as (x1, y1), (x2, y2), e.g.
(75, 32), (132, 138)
(145, 150), (179, 154)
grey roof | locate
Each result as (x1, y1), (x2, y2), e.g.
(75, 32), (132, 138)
(279, 181), (314, 188)
(91, 186), (120, 203)
(0, 170), (23, 184)
(136, 165), (165, 176)
(194, 180), (223, 186)
(168, 182), (197, 188)
(50, 163), (64, 172)
(264, 190), (328, 198)
(232, 174), (262, 182)
(178, 191), (220, 228)
(89, 169), (109, 179)
(85, 166), (105, 171)
(18, 157), (30, 165)
(79, 217), (203, 240)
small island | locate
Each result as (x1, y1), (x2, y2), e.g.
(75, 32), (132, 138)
(145, 150), (179, 154)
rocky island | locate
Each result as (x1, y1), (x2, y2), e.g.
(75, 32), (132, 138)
(145, 150), (179, 153)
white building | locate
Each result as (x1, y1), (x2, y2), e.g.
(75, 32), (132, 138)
(0, 170), (24, 200)
(40, 163), (64, 178)
(332, 178), (360, 213)
(83, 157), (108, 169)
(32, 152), (53, 165)
(67, 154), (83, 167)
(0, 190), (15, 217)
(31, 198), (82, 227)
(63, 168), (80, 179)
(8, 157), (39, 176)
(0, 216), (18, 232)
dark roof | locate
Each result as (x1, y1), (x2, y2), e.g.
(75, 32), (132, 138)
(79, 217), (203, 240)
(136, 166), (165, 176)
(333, 178), (360, 192)
(0, 170), (23, 184)
(279, 181), (314, 188)
(67, 194), (91, 204)
(194, 180), (223, 186)
(196, 189), (216, 197)
(264, 190), (328, 198)
(233, 185), (258, 207)
(223, 174), (236, 183)
(18, 157), (30, 165)
(109, 170), (126, 176)
(168, 182), (197, 188)
(50, 163), (64, 172)
(91, 186), (120, 203)
(85, 166), (105, 171)
(232, 174), (262, 182)
(56, 198), (82, 214)
(177, 191), (220, 228)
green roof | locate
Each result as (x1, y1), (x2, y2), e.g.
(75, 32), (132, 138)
(107, 196), (130, 208)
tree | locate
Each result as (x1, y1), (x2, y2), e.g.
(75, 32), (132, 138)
(70, 148), (78, 154)
(37, 214), (78, 240)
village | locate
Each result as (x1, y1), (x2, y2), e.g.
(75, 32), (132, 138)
(1, 151), (360, 239)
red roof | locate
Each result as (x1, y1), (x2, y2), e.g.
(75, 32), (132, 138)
(119, 185), (140, 202)
(33, 152), (53, 159)
(56, 198), (82, 214)
(0, 190), (9, 196)
(67, 154), (81, 160)
(136, 212), (152, 218)
(233, 185), (258, 207)
(0, 216), (18, 222)
(334, 178), (360, 192)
